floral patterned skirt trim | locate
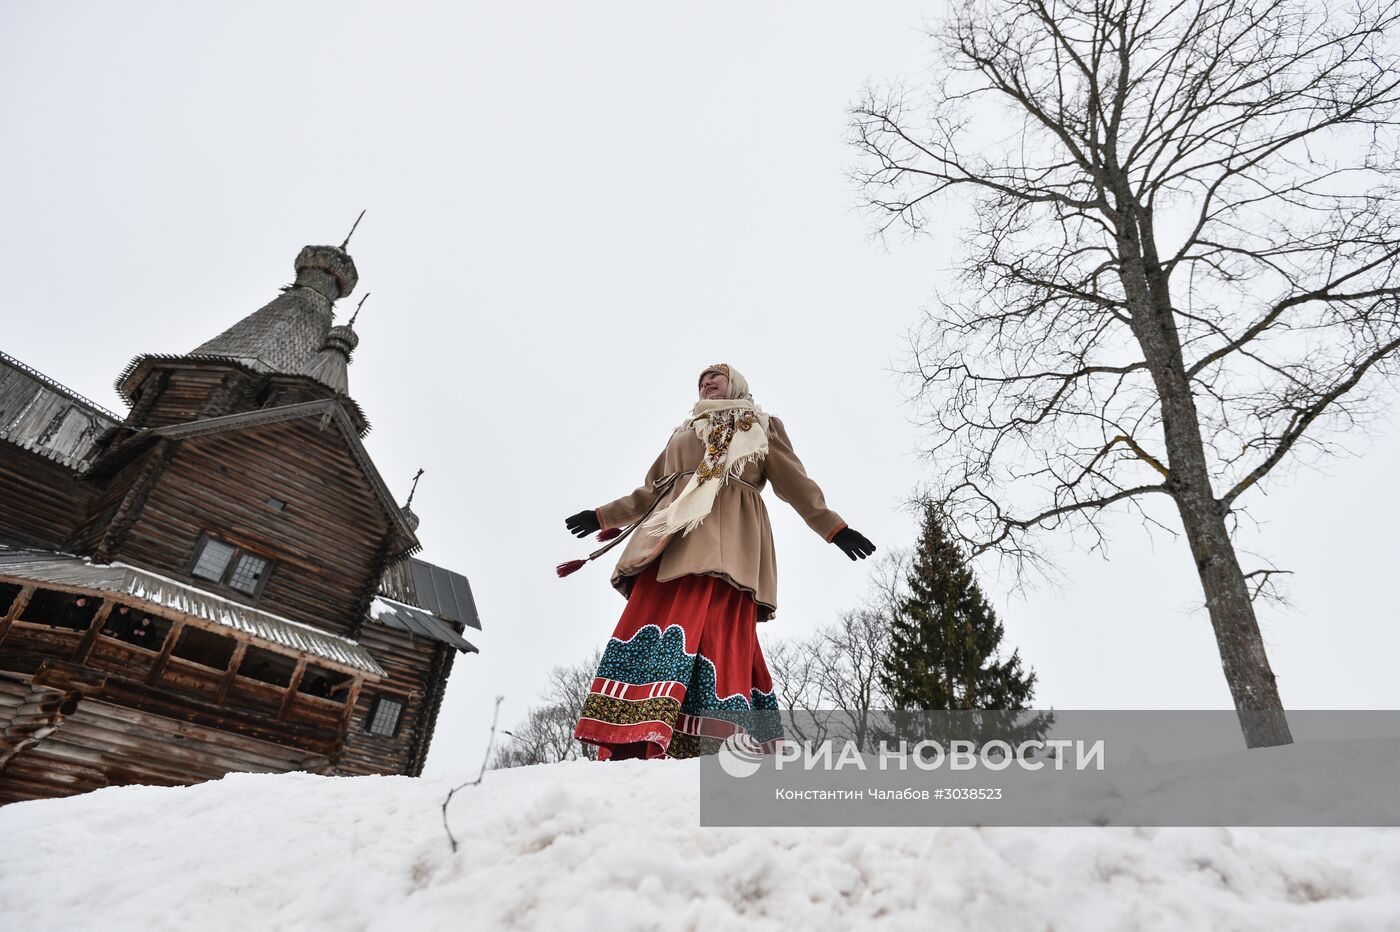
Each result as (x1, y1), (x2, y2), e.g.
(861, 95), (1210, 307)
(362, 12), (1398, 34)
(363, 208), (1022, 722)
(574, 562), (782, 761)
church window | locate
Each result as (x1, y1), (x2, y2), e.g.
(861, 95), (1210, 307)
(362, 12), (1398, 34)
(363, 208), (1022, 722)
(191, 538), (236, 582)
(367, 695), (404, 737)
(190, 535), (274, 598)
(228, 553), (269, 595)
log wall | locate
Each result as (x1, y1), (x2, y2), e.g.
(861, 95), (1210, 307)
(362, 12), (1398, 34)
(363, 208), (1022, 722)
(66, 441), (167, 556)
(0, 445), (92, 550)
(332, 621), (439, 776)
(408, 644), (455, 776)
(116, 419), (393, 634)
(0, 672), (331, 806)
(127, 366), (257, 428)
(0, 597), (360, 806)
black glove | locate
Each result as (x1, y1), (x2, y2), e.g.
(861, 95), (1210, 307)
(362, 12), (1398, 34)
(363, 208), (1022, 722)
(565, 509), (601, 538)
(832, 527), (876, 561)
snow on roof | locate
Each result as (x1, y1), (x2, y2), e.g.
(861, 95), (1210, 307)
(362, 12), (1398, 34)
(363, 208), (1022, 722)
(370, 595), (477, 654)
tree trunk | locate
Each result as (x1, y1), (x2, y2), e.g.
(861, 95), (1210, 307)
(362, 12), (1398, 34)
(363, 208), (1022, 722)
(1171, 478), (1293, 748)
(1116, 192), (1293, 749)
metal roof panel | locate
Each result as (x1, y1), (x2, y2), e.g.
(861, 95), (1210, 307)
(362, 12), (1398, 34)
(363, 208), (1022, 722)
(408, 558), (481, 630)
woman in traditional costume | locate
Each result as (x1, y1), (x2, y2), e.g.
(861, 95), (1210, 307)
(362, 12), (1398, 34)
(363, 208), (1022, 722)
(560, 364), (875, 760)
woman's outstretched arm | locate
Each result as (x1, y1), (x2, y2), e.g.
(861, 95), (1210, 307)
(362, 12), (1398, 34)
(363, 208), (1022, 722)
(594, 444), (671, 531)
(764, 416), (848, 542)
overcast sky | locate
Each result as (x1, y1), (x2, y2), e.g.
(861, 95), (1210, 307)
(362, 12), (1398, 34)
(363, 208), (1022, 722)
(2, 2), (1396, 775)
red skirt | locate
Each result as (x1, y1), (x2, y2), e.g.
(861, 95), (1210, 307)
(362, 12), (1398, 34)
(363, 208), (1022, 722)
(574, 562), (781, 760)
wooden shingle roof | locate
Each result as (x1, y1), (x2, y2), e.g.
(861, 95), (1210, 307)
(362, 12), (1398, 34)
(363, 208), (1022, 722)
(0, 351), (119, 471)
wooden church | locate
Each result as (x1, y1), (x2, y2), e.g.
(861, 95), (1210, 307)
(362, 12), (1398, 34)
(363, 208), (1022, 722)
(0, 237), (479, 804)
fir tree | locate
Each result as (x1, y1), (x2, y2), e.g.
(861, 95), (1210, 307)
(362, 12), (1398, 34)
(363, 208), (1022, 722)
(880, 502), (1039, 712)
(876, 503), (1052, 758)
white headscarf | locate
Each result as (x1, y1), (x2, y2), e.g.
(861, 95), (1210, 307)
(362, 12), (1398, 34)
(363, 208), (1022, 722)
(643, 363), (771, 537)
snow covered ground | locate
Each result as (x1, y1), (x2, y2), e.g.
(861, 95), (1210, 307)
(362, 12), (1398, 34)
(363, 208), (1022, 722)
(2, 755), (1398, 932)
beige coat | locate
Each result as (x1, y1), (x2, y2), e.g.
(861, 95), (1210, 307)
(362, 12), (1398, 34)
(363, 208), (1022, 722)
(596, 416), (846, 621)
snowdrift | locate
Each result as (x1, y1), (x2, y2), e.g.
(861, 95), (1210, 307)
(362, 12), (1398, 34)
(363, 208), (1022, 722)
(2, 752), (1398, 931)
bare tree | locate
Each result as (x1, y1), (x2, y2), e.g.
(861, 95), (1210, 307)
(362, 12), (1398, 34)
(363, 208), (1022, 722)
(765, 635), (825, 709)
(492, 648), (603, 767)
(765, 549), (909, 746)
(815, 607), (895, 747)
(850, 0), (1400, 747)
(764, 634), (837, 744)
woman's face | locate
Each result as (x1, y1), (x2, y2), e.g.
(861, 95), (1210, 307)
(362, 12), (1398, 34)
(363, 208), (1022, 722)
(699, 370), (730, 400)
